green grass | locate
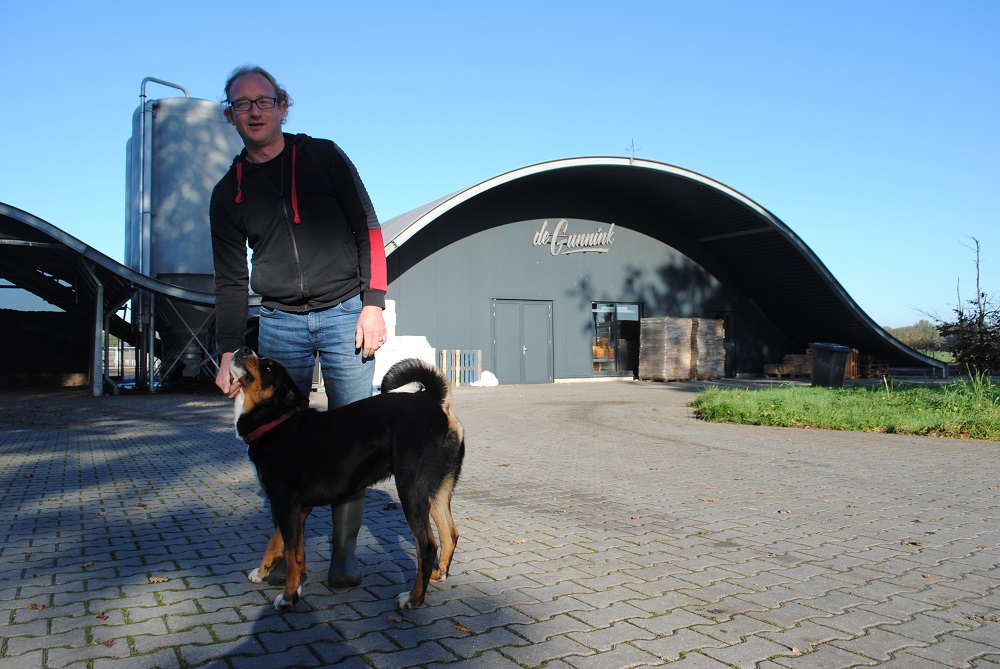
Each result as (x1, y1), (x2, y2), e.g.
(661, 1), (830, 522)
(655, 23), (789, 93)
(691, 373), (1000, 440)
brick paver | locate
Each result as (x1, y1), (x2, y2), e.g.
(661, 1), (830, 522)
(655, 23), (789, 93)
(2, 380), (999, 668)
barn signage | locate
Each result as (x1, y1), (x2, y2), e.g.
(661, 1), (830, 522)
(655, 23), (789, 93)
(532, 219), (616, 256)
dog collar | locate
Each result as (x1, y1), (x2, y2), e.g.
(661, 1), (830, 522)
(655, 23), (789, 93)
(242, 409), (297, 445)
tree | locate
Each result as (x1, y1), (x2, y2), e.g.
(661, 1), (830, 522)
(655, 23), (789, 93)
(884, 319), (942, 353)
(937, 238), (1000, 374)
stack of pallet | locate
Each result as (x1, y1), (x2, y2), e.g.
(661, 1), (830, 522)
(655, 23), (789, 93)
(692, 318), (726, 379)
(639, 317), (726, 381)
(763, 347), (862, 380)
(857, 354), (888, 378)
(639, 317), (693, 381)
(763, 352), (813, 378)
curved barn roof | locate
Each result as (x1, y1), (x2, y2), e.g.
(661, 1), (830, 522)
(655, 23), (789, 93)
(382, 156), (944, 373)
(0, 201), (230, 350)
(1, 202), (216, 303)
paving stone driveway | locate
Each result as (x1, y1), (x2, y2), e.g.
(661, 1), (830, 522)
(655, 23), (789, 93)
(1, 380), (999, 669)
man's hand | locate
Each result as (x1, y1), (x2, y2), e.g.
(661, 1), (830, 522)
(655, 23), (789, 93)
(356, 305), (387, 358)
(215, 351), (241, 398)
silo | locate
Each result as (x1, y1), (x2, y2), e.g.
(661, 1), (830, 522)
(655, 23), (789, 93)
(125, 82), (244, 382)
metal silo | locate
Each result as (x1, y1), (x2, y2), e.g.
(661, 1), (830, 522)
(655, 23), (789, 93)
(125, 78), (244, 386)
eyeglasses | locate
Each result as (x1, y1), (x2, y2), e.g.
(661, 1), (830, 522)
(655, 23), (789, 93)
(228, 97), (278, 112)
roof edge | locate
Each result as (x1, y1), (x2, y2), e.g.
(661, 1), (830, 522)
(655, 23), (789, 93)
(0, 202), (217, 305)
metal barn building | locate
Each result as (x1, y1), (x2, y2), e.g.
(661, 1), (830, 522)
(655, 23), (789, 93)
(380, 157), (944, 382)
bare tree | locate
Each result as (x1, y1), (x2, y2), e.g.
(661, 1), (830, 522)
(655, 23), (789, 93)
(938, 237), (999, 374)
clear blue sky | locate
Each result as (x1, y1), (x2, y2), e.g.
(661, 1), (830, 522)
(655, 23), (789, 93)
(2, 1), (997, 328)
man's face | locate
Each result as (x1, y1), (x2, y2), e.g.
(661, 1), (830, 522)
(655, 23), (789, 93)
(225, 73), (287, 153)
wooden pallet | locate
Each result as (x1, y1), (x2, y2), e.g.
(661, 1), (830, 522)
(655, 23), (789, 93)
(858, 360), (890, 378)
(438, 349), (482, 386)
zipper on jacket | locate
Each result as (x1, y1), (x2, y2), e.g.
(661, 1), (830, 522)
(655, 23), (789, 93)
(278, 153), (307, 302)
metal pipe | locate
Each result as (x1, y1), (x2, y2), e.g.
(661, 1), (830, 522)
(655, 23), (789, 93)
(136, 78), (188, 391)
(138, 78), (187, 275)
(148, 294), (157, 392)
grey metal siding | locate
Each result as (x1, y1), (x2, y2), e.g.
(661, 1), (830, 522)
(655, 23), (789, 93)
(387, 215), (738, 379)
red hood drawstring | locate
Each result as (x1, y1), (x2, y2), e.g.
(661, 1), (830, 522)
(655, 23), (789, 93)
(233, 144), (301, 224)
(291, 145), (301, 224)
(235, 161), (243, 204)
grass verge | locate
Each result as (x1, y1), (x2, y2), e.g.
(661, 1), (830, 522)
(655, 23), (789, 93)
(691, 374), (1000, 440)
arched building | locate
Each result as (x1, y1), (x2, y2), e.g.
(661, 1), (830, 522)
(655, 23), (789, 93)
(381, 157), (944, 382)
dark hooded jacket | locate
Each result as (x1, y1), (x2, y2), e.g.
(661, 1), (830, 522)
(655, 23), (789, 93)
(210, 133), (387, 353)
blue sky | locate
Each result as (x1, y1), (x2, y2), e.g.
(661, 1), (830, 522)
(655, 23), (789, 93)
(2, 0), (997, 328)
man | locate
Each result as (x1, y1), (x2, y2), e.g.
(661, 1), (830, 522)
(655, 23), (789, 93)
(210, 65), (387, 588)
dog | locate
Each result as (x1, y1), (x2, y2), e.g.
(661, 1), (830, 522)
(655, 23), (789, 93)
(229, 346), (465, 611)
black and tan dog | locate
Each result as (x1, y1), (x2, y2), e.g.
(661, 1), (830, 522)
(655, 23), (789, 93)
(230, 346), (465, 610)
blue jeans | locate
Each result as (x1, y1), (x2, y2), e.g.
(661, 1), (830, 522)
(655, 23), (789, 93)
(257, 294), (375, 409)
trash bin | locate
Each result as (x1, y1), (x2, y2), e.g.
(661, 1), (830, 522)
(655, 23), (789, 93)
(810, 343), (851, 388)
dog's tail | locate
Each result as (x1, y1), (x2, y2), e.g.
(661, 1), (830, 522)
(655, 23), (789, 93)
(381, 358), (451, 405)
(381, 358), (463, 441)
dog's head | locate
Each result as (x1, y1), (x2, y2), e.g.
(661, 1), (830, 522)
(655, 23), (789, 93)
(230, 347), (302, 434)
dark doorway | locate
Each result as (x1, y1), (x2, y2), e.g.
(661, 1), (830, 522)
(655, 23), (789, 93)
(592, 302), (641, 378)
